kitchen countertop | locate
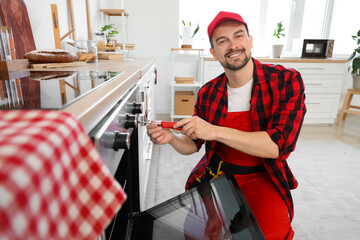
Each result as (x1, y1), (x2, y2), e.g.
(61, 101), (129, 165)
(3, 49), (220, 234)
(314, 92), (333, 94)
(203, 56), (347, 63)
(28, 58), (155, 133)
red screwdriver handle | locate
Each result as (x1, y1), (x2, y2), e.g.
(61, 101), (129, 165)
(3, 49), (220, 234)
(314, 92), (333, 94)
(161, 121), (183, 130)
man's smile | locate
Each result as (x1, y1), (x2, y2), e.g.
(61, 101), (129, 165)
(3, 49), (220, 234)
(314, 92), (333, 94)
(225, 49), (245, 59)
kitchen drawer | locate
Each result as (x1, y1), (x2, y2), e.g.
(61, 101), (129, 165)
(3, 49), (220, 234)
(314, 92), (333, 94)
(280, 63), (345, 75)
(304, 93), (340, 119)
(302, 74), (343, 93)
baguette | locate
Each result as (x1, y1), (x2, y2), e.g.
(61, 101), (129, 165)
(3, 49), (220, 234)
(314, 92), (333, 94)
(24, 49), (78, 63)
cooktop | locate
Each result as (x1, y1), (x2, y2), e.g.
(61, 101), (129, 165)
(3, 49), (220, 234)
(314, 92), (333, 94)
(0, 70), (123, 110)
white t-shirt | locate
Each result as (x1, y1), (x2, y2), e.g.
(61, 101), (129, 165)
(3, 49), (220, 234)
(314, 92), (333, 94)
(227, 78), (253, 112)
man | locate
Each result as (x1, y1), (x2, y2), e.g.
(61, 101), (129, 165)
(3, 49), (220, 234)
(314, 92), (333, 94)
(147, 11), (306, 239)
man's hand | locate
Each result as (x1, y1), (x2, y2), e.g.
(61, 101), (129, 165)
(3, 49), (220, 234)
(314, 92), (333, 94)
(174, 116), (217, 141)
(146, 123), (174, 145)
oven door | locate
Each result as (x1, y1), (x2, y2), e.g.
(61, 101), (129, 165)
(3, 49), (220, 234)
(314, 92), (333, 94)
(128, 174), (265, 240)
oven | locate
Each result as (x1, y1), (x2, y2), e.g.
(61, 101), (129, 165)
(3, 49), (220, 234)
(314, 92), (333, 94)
(89, 82), (145, 239)
(1, 67), (265, 240)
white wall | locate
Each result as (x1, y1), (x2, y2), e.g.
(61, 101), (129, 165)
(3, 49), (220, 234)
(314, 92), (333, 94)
(123, 0), (179, 114)
(24, 0), (106, 49)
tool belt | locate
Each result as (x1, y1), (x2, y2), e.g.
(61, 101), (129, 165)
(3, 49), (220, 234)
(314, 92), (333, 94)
(190, 152), (266, 189)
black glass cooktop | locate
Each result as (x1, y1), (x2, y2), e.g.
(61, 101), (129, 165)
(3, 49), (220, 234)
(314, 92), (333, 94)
(0, 70), (122, 110)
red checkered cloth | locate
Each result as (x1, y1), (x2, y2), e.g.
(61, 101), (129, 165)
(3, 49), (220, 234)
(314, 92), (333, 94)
(0, 110), (126, 240)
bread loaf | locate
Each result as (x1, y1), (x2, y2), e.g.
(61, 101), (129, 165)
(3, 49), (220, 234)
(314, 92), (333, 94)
(24, 49), (78, 63)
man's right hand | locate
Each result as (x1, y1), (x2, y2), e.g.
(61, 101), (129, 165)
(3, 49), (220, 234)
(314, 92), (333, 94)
(146, 123), (174, 145)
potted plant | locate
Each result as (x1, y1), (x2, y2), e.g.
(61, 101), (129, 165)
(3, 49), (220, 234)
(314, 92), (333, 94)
(348, 29), (360, 89)
(272, 21), (285, 58)
(100, 24), (119, 47)
(179, 20), (199, 48)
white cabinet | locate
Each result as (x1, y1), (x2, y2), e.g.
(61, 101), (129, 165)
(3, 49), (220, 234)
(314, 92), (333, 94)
(170, 48), (204, 121)
(138, 63), (156, 210)
(278, 61), (346, 124)
(202, 58), (347, 124)
(203, 58), (225, 83)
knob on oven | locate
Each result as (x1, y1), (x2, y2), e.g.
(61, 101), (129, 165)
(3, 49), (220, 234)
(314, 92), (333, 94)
(100, 131), (130, 151)
(127, 102), (143, 114)
(124, 114), (138, 129)
(113, 131), (130, 150)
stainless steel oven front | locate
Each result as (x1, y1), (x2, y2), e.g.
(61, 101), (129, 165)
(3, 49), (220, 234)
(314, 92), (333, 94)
(89, 82), (145, 239)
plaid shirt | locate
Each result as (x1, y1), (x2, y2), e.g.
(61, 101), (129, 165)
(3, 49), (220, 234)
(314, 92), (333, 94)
(185, 58), (306, 221)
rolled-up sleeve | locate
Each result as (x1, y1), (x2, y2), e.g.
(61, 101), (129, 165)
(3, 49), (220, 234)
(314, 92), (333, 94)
(192, 87), (205, 151)
(267, 71), (306, 160)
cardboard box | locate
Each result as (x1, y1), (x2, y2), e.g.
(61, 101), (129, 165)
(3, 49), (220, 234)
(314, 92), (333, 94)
(174, 76), (194, 84)
(175, 91), (195, 115)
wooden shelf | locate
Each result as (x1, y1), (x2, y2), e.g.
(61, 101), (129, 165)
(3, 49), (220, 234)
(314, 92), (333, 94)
(116, 43), (135, 50)
(171, 82), (202, 87)
(98, 43), (135, 51)
(100, 9), (129, 16)
(171, 48), (204, 51)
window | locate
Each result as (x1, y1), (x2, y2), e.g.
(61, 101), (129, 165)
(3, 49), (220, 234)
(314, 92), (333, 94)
(179, 0), (291, 56)
(300, 0), (327, 39)
(329, 0), (360, 55)
(178, 0), (261, 50)
(179, 0), (360, 56)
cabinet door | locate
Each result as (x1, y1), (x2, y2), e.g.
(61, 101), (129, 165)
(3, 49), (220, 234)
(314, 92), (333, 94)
(304, 93), (341, 124)
(279, 62), (345, 75)
(138, 64), (156, 210)
(302, 74), (343, 94)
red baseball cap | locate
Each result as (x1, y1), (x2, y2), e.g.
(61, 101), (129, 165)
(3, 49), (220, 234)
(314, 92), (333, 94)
(207, 11), (248, 41)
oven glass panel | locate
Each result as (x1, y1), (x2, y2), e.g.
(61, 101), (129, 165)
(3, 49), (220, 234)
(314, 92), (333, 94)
(131, 174), (265, 240)
(0, 70), (122, 110)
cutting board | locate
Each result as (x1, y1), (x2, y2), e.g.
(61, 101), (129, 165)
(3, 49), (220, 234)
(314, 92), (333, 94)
(0, 0), (36, 60)
(29, 61), (87, 69)
(98, 52), (124, 60)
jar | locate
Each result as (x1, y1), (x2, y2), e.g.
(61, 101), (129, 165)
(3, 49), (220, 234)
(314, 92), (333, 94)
(87, 40), (98, 63)
(95, 33), (106, 49)
(75, 40), (88, 62)
(75, 40), (98, 63)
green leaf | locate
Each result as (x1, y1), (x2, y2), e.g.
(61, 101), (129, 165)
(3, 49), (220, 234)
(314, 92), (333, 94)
(352, 57), (360, 75)
(357, 29), (360, 37)
(348, 52), (356, 61)
(179, 35), (182, 39)
(189, 21), (192, 27)
(273, 21), (285, 38)
(182, 20), (185, 26)
(192, 24), (200, 38)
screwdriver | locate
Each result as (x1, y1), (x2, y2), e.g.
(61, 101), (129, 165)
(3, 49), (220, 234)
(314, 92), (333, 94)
(138, 120), (183, 130)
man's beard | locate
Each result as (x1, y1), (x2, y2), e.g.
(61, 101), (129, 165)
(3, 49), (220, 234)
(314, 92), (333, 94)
(219, 49), (251, 71)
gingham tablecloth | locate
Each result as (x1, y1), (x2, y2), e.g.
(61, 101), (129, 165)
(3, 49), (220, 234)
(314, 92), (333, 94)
(0, 110), (126, 240)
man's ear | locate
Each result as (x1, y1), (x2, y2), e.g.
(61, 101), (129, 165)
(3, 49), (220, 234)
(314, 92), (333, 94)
(210, 48), (218, 60)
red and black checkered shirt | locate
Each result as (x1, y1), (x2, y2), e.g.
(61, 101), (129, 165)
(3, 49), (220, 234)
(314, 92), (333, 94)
(185, 58), (306, 221)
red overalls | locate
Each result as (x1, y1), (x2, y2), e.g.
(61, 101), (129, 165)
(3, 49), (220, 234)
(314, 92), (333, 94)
(215, 111), (294, 240)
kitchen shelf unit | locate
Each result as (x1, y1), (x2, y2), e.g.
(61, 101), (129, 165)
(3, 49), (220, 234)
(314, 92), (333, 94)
(99, 8), (133, 54)
(170, 48), (204, 121)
